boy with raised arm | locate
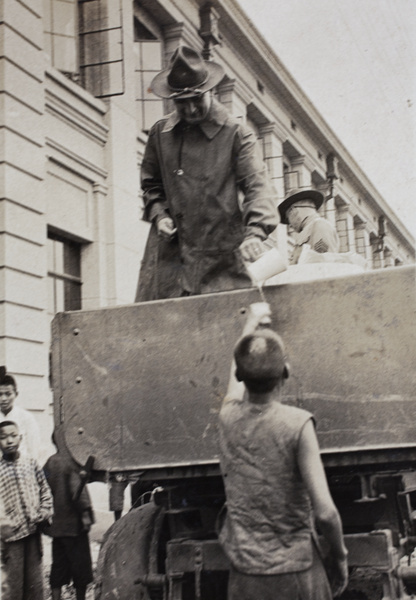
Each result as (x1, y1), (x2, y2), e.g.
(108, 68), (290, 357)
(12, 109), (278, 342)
(218, 303), (348, 599)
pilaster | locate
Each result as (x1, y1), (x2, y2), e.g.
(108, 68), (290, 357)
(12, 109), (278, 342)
(217, 79), (251, 120)
(336, 206), (356, 253)
(354, 222), (372, 262)
(101, 0), (143, 304)
(258, 123), (288, 261)
(371, 236), (385, 269)
(291, 155), (312, 189)
(0, 0), (50, 416)
(383, 248), (395, 268)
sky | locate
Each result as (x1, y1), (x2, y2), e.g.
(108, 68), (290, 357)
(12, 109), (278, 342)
(237, 0), (416, 239)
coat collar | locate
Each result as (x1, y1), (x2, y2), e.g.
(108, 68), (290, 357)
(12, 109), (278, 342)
(294, 214), (321, 245)
(161, 98), (228, 139)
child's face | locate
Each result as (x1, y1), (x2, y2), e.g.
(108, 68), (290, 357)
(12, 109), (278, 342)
(0, 385), (17, 415)
(0, 425), (21, 457)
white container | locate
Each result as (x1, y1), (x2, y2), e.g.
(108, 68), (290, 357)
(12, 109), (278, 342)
(245, 247), (287, 285)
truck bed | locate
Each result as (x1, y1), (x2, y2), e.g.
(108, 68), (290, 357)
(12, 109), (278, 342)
(51, 266), (416, 473)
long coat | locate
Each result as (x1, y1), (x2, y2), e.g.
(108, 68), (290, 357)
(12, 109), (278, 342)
(135, 99), (279, 301)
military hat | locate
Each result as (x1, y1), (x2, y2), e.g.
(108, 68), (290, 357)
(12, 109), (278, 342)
(278, 188), (324, 225)
(151, 45), (225, 99)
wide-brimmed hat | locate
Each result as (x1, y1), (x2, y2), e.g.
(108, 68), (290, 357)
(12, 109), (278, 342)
(151, 45), (225, 99)
(278, 189), (324, 225)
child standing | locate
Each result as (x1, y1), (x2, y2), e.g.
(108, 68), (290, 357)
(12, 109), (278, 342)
(0, 420), (53, 600)
(44, 433), (94, 600)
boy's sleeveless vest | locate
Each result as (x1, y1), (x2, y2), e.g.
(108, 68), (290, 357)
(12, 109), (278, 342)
(219, 399), (314, 574)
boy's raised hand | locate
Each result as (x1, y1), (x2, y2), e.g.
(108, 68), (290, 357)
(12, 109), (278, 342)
(242, 302), (272, 334)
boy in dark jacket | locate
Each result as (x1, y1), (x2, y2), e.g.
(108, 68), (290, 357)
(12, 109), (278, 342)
(44, 434), (94, 600)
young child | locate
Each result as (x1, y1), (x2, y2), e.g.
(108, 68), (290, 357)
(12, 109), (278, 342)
(218, 303), (348, 600)
(0, 420), (53, 600)
(44, 432), (94, 600)
(0, 370), (41, 461)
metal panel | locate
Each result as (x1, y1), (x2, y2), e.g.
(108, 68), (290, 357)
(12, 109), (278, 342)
(51, 266), (416, 471)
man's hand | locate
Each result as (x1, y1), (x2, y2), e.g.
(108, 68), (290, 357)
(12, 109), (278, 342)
(157, 217), (177, 241)
(239, 236), (265, 262)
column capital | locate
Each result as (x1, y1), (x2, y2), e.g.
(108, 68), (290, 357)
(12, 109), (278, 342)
(164, 23), (187, 42)
(217, 78), (252, 106)
(337, 204), (351, 215)
(291, 154), (316, 173)
(258, 121), (286, 142)
(93, 182), (109, 196)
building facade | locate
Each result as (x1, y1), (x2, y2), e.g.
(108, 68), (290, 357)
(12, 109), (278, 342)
(1, 0), (414, 435)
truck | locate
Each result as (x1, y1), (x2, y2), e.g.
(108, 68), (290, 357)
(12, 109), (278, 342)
(51, 264), (416, 599)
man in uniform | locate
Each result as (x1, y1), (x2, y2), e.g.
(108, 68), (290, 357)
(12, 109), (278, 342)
(136, 45), (279, 301)
(278, 188), (339, 264)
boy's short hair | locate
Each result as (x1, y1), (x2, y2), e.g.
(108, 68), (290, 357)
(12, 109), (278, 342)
(0, 374), (17, 391)
(234, 329), (289, 392)
(0, 420), (18, 431)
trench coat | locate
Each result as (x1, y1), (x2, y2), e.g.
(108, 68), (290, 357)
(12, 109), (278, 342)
(135, 99), (279, 301)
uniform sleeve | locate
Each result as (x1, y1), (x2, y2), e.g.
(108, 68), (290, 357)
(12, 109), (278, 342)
(141, 123), (170, 224)
(309, 219), (340, 253)
(234, 124), (280, 240)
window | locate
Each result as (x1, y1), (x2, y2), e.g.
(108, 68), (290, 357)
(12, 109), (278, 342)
(79, 0), (124, 97)
(134, 18), (163, 133)
(43, 0), (79, 77)
(47, 233), (82, 315)
(44, 0), (124, 96)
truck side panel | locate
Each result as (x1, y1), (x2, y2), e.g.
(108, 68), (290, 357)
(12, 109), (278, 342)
(51, 266), (416, 471)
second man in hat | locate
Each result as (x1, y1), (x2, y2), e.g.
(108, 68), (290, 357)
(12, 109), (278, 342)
(278, 189), (339, 265)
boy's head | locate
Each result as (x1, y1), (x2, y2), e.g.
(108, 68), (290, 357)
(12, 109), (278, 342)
(0, 421), (21, 458)
(0, 373), (18, 416)
(234, 329), (289, 394)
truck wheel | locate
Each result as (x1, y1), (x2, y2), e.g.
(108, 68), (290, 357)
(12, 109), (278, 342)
(94, 502), (164, 600)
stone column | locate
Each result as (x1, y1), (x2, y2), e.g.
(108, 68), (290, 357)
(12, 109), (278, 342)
(217, 79), (251, 121)
(371, 237), (385, 269)
(82, 183), (109, 309)
(258, 123), (289, 263)
(259, 123), (285, 199)
(323, 196), (337, 228)
(291, 155), (313, 189)
(383, 248), (394, 268)
(354, 222), (372, 263)
(102, 0), (144, 304)
(336, 206), (356, 253)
